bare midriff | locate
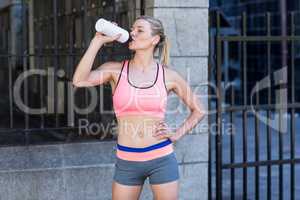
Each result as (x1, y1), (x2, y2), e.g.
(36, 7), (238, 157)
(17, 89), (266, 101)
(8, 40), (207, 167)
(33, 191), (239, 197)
(116, 115), (171, 148)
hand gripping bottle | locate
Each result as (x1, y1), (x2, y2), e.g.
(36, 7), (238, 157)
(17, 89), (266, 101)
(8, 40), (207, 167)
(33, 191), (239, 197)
(95, 18), (129, 43)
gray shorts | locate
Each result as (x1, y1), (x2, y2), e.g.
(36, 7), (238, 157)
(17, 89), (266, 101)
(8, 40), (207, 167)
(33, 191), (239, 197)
(113, 152), (180, 186)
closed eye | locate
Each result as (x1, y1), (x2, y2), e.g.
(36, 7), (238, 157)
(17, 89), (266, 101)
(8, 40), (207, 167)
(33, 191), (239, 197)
(130, 27), (144, 32)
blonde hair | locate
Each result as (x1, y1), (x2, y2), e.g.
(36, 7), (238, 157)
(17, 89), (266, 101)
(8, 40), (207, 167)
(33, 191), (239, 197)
(136, 15), (170, 66)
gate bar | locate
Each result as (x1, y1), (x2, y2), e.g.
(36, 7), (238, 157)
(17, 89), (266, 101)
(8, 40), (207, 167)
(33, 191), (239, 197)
(216, 11), (223, 200)
(242, 12), (248, 200)
(290, 11), (296, 200)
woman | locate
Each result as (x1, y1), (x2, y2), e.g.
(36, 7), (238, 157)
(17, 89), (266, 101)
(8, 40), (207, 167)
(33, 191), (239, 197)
(72, 15), (205, 200)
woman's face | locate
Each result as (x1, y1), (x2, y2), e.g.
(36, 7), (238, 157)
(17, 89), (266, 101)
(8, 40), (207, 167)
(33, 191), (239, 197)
(128, 19), (159, 51)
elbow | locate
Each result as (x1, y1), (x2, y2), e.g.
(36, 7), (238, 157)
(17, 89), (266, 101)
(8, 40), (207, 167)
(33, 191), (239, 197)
(72, 79), (82, 87)
(72, 76), (85, 87)
(72, 79), (79, 87)
(72, 79), (92, 88)
(194, 109), (206, 122)
(72, 75), (79, 87)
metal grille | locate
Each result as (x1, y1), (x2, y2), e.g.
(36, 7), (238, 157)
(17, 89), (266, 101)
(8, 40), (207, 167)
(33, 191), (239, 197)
(0, 0), (143, 146)
(209, 11), (300, 200)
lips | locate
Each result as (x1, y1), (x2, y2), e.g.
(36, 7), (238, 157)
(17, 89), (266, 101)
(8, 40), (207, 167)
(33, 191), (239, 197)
(128, 36), (133, 42)
(126, 36), (134, 47)
(128, 38), (137, 47)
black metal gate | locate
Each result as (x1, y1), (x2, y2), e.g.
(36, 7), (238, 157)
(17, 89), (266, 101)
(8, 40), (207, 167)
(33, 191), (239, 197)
(209, 11), (300, 200)
(0, 0), (142, 146)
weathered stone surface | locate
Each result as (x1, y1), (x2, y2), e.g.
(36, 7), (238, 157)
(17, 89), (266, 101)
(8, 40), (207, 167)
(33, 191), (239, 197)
(174, 134), (208, 163)
(178, 163), (208, 200)
(0, 141), (207, 200)
(169, 57), (208, 86)
(0, 141), (116, 171)
(153, 8), (209, 57)
(0, 170), (66, 200)
(152, 0), (209, 8)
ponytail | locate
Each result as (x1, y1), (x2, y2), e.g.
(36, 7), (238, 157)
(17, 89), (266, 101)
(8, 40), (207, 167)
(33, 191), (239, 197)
(160, 36), (170, 66)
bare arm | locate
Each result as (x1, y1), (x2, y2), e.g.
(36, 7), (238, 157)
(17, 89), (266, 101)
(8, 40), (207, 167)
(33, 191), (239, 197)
(72, 32), (121, 87)
(170, 70), (206, 140)
(154, 68), (206, 142)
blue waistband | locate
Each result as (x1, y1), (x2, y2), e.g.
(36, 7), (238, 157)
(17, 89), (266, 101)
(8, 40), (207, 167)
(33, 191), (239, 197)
(117, 138), (172, 152)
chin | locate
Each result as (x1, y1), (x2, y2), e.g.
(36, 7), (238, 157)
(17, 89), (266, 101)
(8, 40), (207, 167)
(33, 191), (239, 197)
(129, 44), (149, 51)
(128, 44), (140, 51)
(128, 45), (134, 50)
(128, 46), (136, 51)
(128, 43), (135, 50)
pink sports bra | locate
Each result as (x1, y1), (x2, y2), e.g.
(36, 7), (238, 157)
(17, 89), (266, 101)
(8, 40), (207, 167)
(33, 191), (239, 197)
(112, 60), (168, 118)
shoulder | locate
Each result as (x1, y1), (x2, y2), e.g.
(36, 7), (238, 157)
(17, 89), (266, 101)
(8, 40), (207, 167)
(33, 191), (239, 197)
(162, 64), (189, 92)
(98, 60), (125, 71)
(96, 60), (127, 76)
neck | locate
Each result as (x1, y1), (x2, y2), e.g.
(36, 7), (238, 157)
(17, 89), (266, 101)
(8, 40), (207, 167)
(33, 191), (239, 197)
(132, 50), (155, 71)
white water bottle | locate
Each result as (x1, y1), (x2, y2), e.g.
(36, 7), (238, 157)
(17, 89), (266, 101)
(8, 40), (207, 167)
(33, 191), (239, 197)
(95, 18), (129, 43)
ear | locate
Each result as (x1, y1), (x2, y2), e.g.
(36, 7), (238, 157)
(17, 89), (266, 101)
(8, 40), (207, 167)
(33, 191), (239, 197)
(152, 35), (160, 46)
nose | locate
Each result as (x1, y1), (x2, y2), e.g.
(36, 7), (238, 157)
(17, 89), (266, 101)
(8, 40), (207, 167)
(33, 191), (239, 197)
(130, 30), (136, 38)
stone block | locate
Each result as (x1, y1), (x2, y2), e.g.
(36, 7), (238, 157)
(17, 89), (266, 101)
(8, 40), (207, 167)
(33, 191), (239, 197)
(0, 170), (65, 200)
(62, 141), (116, 166)
(63, 166), (114, 200)
(174, 134), (208, 163)
(169, 57), (208, 86)
(152, 0), (209, 8)
(0, 141), (117, 172)
(153, 8), (208, 57)
(178, 163), (208, 200)
(0, 145), (62, 171)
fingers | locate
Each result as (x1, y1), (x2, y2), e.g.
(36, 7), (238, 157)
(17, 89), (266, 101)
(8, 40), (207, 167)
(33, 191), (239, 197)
(155, 121), (167, 131)
(154, 132), (169, 138)
(112, 33), (122, 40)
(155, 121), (167, 127)
(153, 131), (166, 138)
(152, 121), (177, 141)
(103, 33), (121, 41)
(153, 132), (172, 140)
(155, 125), (168, 134)
(155, 121), (168, 132)
(153, 121), (170, 139)
(155, 120), (167, 126)
(93, 33), (121, 46)
(95, 32), (105, 36)
(104, 33), (121, 44)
